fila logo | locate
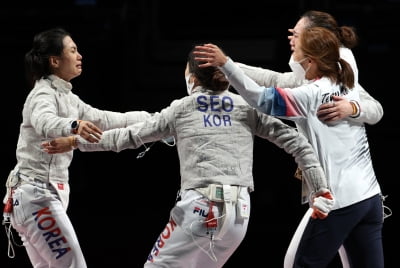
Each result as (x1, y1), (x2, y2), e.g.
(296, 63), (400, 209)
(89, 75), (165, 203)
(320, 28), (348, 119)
(193, 206), (208, 217)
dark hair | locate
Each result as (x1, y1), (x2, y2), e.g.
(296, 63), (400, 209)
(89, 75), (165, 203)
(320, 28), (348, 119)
(300, 27), (354, 90)
(301, 10), (358, 49)
(187, 45), (229, 93)
(24, 28), (70, 89)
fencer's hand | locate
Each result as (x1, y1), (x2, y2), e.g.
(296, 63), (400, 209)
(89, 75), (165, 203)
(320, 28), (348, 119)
(193, 43), (228, 68)
(294, 167), (302, 180)
(316, 96), (353, 122)
(77, 120), (102, 143)
(41, 136), (76, 154)
(311, 190), (335, 219)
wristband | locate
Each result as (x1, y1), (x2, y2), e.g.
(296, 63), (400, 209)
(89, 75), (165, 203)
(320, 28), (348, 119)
(68, 136), (78, 149)
(350, 101), (360, 118)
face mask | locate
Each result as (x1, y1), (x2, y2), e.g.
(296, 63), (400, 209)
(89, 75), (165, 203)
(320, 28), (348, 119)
(288, 55), (309, 82)
(185, 74), (194, 95)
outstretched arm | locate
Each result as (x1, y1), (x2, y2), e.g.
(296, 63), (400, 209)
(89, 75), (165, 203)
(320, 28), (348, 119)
(72, 120), (102, 143)
(41, 119), (103, 153)
(257, 113), (335, 219)
(42, 136), (77, 154)
(236, 62), (303, 88)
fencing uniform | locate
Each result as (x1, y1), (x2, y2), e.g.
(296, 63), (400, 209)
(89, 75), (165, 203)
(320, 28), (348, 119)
(221, 58), (385, 268)
(3, 75), (150, 268)
(75, 86), (329, 267)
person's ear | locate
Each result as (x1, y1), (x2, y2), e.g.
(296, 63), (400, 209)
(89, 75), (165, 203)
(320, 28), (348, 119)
(192, 76), (200, 86)
(306, 58), (314, 68)
(49, 56), (60, 68)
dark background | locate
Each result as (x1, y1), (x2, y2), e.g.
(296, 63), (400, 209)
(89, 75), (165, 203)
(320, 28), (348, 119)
(1, 0), (398, 267)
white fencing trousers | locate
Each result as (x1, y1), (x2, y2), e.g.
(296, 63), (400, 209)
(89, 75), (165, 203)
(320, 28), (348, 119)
(144, 188), (250, 268)
(10, 182), (86, 268)
(283, 208), (350, 268)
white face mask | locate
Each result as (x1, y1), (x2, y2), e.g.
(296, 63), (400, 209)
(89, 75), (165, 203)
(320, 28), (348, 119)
(185, 74), (194, 95)
(288, 55), (309, 82)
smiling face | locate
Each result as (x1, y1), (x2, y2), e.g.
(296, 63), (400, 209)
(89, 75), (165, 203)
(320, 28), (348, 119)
(50, 35), (82, 81)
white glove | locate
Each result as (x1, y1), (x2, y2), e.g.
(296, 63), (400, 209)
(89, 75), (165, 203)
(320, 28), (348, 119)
(311, 190), (335, 219)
